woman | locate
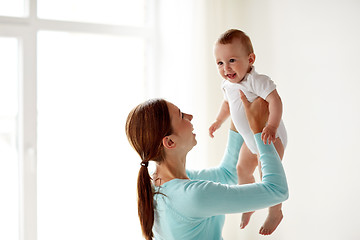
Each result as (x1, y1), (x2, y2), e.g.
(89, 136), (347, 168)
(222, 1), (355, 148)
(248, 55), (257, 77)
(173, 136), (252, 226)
(125, 92), (288, 240)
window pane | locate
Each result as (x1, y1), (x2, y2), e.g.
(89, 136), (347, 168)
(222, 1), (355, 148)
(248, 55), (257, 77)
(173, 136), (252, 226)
(0, 0), (25, 17)
(37, 0), (145, 26)
(0, 37), (19, 240)
(37, 31), (145, 240)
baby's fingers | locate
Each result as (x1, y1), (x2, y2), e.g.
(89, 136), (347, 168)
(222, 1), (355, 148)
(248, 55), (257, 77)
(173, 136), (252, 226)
(267, 132), (277, 144)
(209, 127), (215, 138)
(261, 132), (269, 144)
(271, 135), (276, 144)
(209, 130), (214, 138)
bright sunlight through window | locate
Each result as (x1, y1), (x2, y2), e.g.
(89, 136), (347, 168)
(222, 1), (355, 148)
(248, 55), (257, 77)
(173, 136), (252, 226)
(0, 37), (19, 240)
(37, 0), (145, 26)
(1, 0), (151, 238)
(37, 31), (145, 240)
(0, 0), (25, 17)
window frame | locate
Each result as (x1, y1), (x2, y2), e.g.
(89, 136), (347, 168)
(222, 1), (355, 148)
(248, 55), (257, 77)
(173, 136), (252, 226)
(0, 0), (158, 239)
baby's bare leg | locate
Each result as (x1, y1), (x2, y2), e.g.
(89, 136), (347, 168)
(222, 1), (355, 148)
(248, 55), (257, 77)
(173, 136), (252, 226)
(259, 138), (285, 235)
(237, 142), (258, 229)
(237, 143), (258, 184)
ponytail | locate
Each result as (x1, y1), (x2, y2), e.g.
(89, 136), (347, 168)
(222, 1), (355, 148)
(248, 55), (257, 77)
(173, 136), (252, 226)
(137, 162), (154, 240)
(125, 99), (172, 240)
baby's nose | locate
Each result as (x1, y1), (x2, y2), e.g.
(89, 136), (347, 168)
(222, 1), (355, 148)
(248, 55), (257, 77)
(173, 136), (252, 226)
(224, 64), (232, 72)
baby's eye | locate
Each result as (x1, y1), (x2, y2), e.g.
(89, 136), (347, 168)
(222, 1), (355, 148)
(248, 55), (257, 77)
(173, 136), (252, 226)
(229, 59), (235, 63)
(217, 61), (223, 66)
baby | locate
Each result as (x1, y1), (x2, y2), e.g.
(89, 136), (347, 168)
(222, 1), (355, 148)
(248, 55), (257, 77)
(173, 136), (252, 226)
(209, 29), (288, 235)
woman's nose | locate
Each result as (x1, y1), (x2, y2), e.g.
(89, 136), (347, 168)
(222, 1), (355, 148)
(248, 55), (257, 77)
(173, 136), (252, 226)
(185, 113), (193, 121)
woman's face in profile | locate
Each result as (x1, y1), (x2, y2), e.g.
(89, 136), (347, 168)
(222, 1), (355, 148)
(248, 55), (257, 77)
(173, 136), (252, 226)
(166, 101), (197, 151)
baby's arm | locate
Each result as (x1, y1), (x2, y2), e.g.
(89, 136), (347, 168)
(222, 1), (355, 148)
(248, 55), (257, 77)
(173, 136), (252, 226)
(262, 89), (282, 144)
(209, 100), (230, 138)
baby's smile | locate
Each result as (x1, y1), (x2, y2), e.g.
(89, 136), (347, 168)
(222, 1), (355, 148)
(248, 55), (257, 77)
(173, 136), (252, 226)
(227, 73), (237, 80)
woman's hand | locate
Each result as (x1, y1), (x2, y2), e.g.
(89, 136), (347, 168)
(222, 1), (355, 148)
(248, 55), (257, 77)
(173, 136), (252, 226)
(240, 90), (269, 134)
(230, 120), (237, 132)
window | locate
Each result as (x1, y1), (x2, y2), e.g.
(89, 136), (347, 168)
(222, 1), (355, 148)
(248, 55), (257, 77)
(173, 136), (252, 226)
(0, 0), (153, 239)
(37, 31), (145, 240)
(0, 37), (20, 240)
(37, 0), (145, 26)
(0, 0), (25, 17)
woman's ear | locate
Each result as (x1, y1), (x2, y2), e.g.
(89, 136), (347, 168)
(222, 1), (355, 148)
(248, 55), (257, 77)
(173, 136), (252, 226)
(162, 136), (176, 149)
(249, 53), (256, 65)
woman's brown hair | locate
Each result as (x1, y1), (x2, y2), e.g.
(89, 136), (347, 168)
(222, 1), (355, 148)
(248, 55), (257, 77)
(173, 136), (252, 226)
(217, 29), (254, 55)
(125, 99), (172, 240)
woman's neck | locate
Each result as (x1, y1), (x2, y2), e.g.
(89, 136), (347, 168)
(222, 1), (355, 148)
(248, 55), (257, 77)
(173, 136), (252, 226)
(153, 155), (188, 186)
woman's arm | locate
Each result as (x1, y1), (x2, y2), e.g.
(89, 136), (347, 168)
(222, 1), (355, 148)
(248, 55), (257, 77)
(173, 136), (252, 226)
(181, 92), (288, 217)
(186, 128), (243, 185)
(181, 135), (288, 217)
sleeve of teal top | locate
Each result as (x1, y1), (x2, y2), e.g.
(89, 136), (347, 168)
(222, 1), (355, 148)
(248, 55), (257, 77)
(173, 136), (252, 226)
(186, 130), (243, 185)
(180, 133), (289, 217)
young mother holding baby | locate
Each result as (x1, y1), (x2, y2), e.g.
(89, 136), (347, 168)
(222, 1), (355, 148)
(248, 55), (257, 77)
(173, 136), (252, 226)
(125, 93), (288, 240)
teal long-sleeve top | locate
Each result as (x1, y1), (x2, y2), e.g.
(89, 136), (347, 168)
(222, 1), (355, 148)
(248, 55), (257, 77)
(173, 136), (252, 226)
(153, 130), (289, 240)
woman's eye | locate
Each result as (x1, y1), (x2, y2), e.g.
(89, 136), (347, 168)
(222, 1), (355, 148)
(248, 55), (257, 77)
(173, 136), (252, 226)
(181, 113), (184, 119)
(229, 59), (235, 63)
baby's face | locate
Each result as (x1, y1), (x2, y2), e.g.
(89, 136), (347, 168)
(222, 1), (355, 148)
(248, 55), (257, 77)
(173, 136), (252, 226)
(214, 39), (254, 84)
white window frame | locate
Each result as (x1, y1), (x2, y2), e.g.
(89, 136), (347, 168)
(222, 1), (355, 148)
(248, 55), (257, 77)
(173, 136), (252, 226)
(0, 1), (159, 239)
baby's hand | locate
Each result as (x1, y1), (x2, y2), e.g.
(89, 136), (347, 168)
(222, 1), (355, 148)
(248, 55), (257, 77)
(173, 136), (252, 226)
(209, 120), (222, 138)
(261, 125), (277, 144)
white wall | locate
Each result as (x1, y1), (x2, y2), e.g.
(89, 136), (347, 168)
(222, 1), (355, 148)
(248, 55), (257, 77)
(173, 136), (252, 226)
(152, 0), (210, 170)
(201, 0), (360, 239)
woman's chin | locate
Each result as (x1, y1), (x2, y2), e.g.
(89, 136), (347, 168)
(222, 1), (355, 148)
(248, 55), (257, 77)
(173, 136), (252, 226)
(189, 134), (197, 149)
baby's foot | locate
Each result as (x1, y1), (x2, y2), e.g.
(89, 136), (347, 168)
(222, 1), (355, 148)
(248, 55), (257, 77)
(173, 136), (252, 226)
(259, 210), (283, 235)
(240, 211), (254, 229)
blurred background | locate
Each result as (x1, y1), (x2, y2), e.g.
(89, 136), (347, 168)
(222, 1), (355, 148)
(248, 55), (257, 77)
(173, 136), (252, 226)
(1, 0), (360, 239)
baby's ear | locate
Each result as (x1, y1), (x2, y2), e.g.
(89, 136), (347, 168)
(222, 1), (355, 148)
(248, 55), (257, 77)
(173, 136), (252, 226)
(249, 53), (256, 65)
(162, 136), (176, 149)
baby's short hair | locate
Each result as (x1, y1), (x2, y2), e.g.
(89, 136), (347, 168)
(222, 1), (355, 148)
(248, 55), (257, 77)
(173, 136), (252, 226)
(217, 29), (254, 55)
